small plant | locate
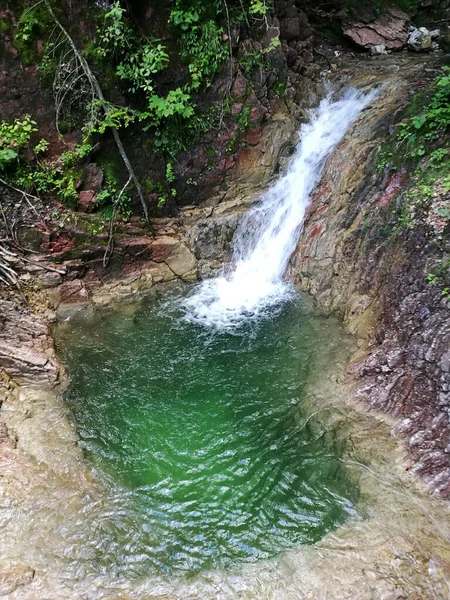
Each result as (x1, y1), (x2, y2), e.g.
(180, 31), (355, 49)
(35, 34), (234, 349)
(227, 106), (251, 152)
(97, 183), (132, 220)
(165, 162), (175, 184)
(0, 115), (38, 169)
(249, 0), (270, 17)
(376, 150), (394, 172)
(437, 207), (450, 220)
(426, 272), (440, 285)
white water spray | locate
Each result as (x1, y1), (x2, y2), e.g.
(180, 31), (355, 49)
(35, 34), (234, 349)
(183, 88), (377, 329)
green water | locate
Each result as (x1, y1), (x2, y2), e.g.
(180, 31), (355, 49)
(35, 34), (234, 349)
(55, 287), (357, 576)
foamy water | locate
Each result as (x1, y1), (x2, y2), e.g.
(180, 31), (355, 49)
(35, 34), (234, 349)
(183, 88), (377, 329)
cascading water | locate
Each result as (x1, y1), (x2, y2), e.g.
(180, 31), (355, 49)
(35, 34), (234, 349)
(183, 88), (377, 329)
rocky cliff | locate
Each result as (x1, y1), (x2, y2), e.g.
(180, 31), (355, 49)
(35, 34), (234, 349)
(290, 55), (450, 496)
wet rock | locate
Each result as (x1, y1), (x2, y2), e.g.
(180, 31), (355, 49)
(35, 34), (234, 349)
(17, 226), (44, 252)
(58, 279), (90, 304)
(165, 243), (197, 279)
(291, 60), (450, 495)
(344, 7), (410, 51)
(408, 27), (432, 52)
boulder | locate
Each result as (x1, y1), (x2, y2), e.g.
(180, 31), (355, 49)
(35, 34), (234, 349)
(408, 27), (432, 52)
(344, 7), (409, 51)
(82, 163), (103, 193)
(78, 190), (96, 213)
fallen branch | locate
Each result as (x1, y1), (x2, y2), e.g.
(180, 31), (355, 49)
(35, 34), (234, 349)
(313, 47), (333, 71)
(20, 255), (66, 275)
(103, 175), (132, 268)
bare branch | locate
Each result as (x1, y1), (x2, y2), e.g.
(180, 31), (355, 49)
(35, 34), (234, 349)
(0, 178), (40, 216)
(103, 175), (132, 268)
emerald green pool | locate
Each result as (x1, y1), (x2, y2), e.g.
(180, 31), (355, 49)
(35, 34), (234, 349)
(55, 287), (357, 576)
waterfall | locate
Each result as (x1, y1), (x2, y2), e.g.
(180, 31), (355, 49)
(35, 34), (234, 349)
(183, 87), (377, 329)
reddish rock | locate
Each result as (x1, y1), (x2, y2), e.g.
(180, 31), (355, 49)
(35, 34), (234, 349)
(117, 236), (152, 257)
(246, 93), (268, 123)
(243, 126), (263, 146)
(344, 7), (410, 50)
(82, 163), (104, 193)
(377, 168), (408, 208)
(231, 71), (248, 99)
(58, 280), (89, 304)
(78, 190), (96, 213)
(231, 103), (243, 116)
(150, 236), (179, 263)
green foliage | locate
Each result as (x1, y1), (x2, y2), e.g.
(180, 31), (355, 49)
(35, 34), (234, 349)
(396, 67), (450, 161)
(165, 162), (175, 184)
(14, 2), (55, 66)
(170, 8), (200, 30)
(227, 106), (250, 152)
(95, 2), (194, 130)
(146, 90), (194, 121)
(249, 0), (270, 17)
(425, 258), (450, 295)
(115, 43), (169, 95)
(376, 150), (394, 172)
(374, 66), (450, 243)
(13, 142), (96, 207)
(97, 183), (132, 220)
(15, 10), (39, 44)
(0, 115), (38, 170)
(175, 17), (228, 91)
(92, 104), (138, 135)
(437, 207), (450, 219)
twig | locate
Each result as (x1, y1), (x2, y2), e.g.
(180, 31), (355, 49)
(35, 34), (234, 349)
(0, 200), (11, 238)
(103, 175), (132, 268)
(313, 47), (333, 70)
(238, 0), (250, 29)
(222, 0), (234, 97)
(21, 0), (45, 19)
(20, 256), (66, 275)
(0, 178), (40, 215)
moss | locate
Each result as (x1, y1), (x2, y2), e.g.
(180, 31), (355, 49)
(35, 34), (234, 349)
(97, 150), (124, 185)
(13, 0), (60, 66)
(0, 18), (10, 33)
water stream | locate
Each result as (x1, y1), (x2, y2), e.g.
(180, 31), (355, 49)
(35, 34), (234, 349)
(183, 87), (376, 329)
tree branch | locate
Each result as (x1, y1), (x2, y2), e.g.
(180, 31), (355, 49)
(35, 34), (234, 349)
(43, 1), (152, 232)
(103, 175), (132, 268)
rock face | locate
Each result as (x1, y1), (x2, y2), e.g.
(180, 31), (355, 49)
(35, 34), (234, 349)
(344, 7), (410, 51)
(0, 298), (59, 385)
(290, 58), (450, 496)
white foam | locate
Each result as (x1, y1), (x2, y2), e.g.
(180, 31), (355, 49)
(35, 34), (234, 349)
(183, 88), (377, 330)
